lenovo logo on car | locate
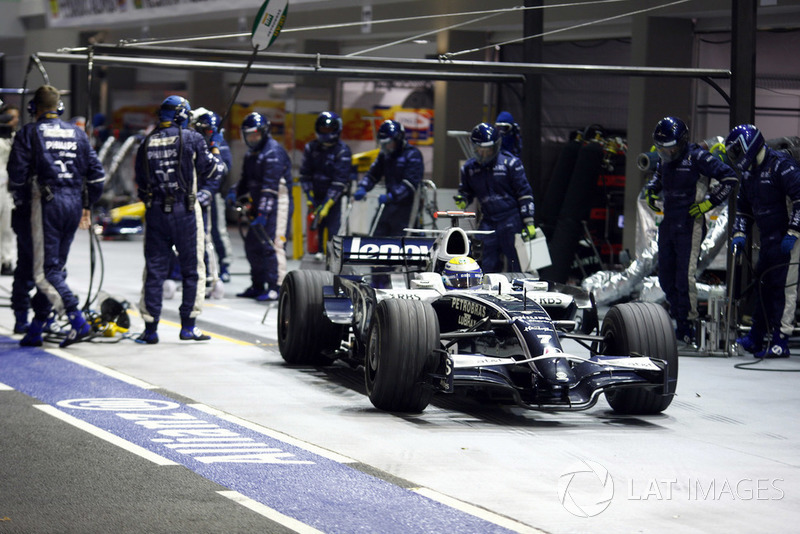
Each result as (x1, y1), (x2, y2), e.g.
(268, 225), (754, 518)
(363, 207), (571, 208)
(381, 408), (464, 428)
(347, 237), (430, 261)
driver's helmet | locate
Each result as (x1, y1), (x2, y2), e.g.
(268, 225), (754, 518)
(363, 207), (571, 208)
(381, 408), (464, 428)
(442, 256), (483, 289)
(652, 116), (688, 164)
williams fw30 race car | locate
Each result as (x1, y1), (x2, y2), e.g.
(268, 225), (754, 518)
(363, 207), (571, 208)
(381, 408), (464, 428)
(277, 213), (677, 414)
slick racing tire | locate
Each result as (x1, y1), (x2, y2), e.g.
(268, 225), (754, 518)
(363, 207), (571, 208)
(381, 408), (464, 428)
(601, 302), (678, 414)
(278, 270), (345, 365)
(365, 299), (438, 413)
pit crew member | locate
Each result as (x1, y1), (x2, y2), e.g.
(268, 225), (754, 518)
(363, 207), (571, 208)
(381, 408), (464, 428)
(235, 112), (293, 301)
(644, 117), (737, 345)
(6, 85), (106, 347)
(353, 119), (423, 236)
(729, 123), (800, 358)
(454, 122), (536, 273)
(300, 111), (353, 250)
(134, 95), (223, 344)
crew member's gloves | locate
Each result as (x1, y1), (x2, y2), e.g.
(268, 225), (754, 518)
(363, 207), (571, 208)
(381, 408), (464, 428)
(781, 233), (798, 255)
(306, 190), (314, 208)
(226, 188), (237, 206)
(353, 187), (367, 201)
(644, 188), (660, 212)
(688, 199), (713, 218)
(731, 234), (746, 255)
(378, 192), (393, 205)
(315, 199), (335, 222)
(196, 189), (211, 208)
(521, 219), (537, 242)
(454, 194), (467, 210)
(208, 133), (224, 150)
(251, 213), (267, 227)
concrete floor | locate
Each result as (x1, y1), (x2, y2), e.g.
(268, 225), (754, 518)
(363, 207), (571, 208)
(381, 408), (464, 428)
(1, 228), (800, 533)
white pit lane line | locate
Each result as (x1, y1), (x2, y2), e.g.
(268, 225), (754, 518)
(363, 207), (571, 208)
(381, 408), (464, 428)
(34, 404), (178, 466)
(217, 491), (325, 534)
(412, 487), (547, 534)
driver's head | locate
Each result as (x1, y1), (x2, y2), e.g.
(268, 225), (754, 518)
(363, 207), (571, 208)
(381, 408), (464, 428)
(442, 256), (483, 289)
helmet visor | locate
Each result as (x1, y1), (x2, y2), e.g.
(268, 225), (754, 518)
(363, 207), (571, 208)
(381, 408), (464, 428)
(444, 272), (483, 289)
(494, 122), (512, 135)
(655, 143), (683, 163)
(379, 138), (397, 155)
(474, 145), (498, 165)
(243, 129), (263, 149)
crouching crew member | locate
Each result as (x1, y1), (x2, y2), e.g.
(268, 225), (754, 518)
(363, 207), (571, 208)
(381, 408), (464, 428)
(7, 85), (106, 347)
(134, 95), (223, 344)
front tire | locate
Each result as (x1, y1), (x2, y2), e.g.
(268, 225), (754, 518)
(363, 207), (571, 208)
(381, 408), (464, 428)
(365, 299), (438, 413)
(278, 270), (344, 365)
(601, 302), (678, 414)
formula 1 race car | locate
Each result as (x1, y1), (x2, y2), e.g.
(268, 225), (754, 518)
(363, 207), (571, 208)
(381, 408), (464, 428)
(277, 212), (677, 414)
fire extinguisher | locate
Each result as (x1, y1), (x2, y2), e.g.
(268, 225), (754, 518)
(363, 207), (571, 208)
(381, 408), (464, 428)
(307, 208), (319, 254)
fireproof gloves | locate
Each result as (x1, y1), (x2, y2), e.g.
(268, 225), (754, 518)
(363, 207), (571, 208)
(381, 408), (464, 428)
(353, 187), (367, 201)
(208, 133), (224, 150)
(315, 199), (335, 221)
(378, 193), (393, 204)
(196, 189), (211, 208)
(251, 213), (267, 227)
(226, 188), (237, 206)
(731, 234), (746, 255)
(454, 195), (467, 210)
(644, 188), (660, 212)
(781, 233), (798, 255)
(689, 199), (713, 218)
(521, 219), (537, 242)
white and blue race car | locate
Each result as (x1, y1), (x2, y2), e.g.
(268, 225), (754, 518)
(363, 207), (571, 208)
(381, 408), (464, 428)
(278, 212), (677, 414)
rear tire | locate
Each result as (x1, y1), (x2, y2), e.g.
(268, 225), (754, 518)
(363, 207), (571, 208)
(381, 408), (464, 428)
(278, 270), (345, 365)
(602, 302), (678, 414)
(365, 299), (438, 413)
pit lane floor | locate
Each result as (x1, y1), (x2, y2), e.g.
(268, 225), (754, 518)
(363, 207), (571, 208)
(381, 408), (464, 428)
(1, 229), (799, 534)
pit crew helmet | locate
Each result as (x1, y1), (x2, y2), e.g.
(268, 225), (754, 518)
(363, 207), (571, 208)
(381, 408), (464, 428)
(725, 124), (765, 172)
(377, 120), (405, 156)
(494, 111), (516, 137)
(470, 122), (501, 166)
(241, 112), (270, 149)
(159, 95), (191, 126)
(442, 256), (483, 289)
(194, 111), (221, 143)
(652, 116), (688, 164)
(315, 111), (342, 145)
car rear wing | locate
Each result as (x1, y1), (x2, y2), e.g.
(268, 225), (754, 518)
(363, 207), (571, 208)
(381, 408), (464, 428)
(328, 235), (438, 273)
